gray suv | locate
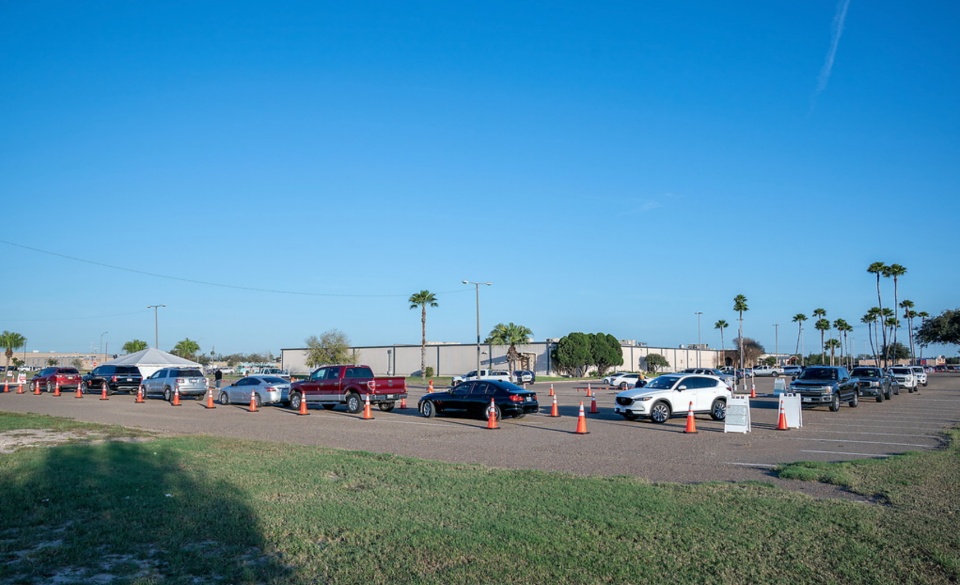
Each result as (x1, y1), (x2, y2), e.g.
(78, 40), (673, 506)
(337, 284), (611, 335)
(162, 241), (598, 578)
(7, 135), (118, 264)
(142, 367), (208, 401)
(788, 366), (859, 411)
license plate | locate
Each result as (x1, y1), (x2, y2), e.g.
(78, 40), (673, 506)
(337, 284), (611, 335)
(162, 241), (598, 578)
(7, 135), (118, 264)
(802, 397), (813, 403)
(385, 394), (395, 399)
(125, 378), (133, 382)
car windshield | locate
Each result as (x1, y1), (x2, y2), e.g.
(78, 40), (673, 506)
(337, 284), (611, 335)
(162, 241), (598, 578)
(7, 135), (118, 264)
(799, 368), (837, 380)
(644, 376), (680, 390)
(852, 368), (881, 377)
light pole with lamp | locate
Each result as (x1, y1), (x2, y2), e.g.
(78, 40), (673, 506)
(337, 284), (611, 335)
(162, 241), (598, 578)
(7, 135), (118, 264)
(147, 304), (166, 348)
(694, 311), (702, 367)
(99, 331), (108, 365)
(462, 280), (491, 375)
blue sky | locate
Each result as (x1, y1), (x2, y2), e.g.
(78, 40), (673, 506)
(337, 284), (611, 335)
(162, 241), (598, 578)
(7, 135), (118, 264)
(1, 1), (958, 359)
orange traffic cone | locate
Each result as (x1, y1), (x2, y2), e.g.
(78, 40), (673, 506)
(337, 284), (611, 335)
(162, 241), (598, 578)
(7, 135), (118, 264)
(2, 379), (8, 393)
(549, 394), (559, 417)
(684, 401), (698, 434)
(361, 394), (374, 420)
(100, 381), (109, 401)
(586, 383), (593, 398)
(590, 393), (598, 414)
(750, 378), (756, 399)
(486, 398), (499, 430)
(776, 398), (789, 431)
(297, 392), (309, 416)
(171, 385), (181, 406)
(53, 382), (60, 397)
(75, 383), (82, 399)
(548, 384), (554, 397)
(574, 401), (589, 434)
(399, 395), (407, 409)
(428, 380), (434, 392)
(135, 385), (144, 403)
(205, 389), (216, 409)
(248, 392), (259, 413)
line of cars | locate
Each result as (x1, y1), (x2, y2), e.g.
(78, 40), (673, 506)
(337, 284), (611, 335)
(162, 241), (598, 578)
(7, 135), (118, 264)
(786, 365), (926, 411)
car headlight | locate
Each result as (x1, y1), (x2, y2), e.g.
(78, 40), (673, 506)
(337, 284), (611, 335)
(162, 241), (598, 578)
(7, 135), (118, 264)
(822, 386), (834, 393)
(636, 396), (653, 402)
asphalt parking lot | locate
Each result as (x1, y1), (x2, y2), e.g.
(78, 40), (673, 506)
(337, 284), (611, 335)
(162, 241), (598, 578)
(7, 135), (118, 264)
(2, 375), (958, 493)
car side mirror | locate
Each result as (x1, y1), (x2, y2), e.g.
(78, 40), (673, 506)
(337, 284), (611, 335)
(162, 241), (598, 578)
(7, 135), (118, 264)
(791, 376), (797, 381)
(677, 385), (687, 391)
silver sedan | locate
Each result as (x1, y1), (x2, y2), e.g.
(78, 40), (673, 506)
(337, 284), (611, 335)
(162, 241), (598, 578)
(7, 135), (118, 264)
(218, 376), (290, 407)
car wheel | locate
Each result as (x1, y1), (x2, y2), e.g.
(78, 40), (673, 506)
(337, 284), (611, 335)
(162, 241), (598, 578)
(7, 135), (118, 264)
(829, 393), (841, 412)
(488, 404), (502, 421)
(420, 400), (436, 418)
(893, 384), (900, 396)
(378, 402), (395, 412)
(650, 401), (671, 423)
(885, 386), (893, 400)
(710, 398), (727, 421)
(849, 392), (858, 408)
(622, 412), (640, 421)
(79, 382), (88, 394)
(345, 393), (362, 414)
(46, 381), (53, 393)
(219, 392), (230, 405)
(252, 393), (262, 408)
(876, 392), (883, 403)
(163, 387), (172, 402)
(289, 392), (301, 410)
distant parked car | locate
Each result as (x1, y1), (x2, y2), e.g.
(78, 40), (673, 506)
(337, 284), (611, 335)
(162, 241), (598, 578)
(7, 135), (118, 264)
(613, 373), (731, 423)
(789, 366), (859, 411)
(31, 367), (82, 393)
(850, 366), (897, 402)
(419, 380), (538, 420)
(81, 365), (143, 395)
(607, 372), (642, 390)
(218, 375), (290, 407)
(142, 367), (208, 401)
(909, 366), (927, 387)
(681, 368), (734, 389)
(888, 367), (918, 393)
(451, 369), (513, 385)
(513, 370), (536, 384)
(752, 365), (784, 377)
(602, 372), (632, 385)
(782, 365), (802, 377)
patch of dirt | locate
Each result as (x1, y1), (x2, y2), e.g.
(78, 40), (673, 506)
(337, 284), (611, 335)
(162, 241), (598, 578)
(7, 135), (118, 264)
(0, 430), (153, 453)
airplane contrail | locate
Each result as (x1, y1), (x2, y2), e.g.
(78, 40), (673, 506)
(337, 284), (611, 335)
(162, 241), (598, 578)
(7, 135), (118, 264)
(815, 0), (851, 96)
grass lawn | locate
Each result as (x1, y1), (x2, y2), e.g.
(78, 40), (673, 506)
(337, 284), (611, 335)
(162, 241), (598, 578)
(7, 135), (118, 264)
(0, 412), (957, 584)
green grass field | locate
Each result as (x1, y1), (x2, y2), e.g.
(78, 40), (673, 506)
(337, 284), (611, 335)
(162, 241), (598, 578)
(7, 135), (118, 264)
(0, 412), (957, 584)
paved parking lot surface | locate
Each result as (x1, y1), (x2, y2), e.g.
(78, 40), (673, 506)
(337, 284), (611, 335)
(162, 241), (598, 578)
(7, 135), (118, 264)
(2, 374), (958, 496)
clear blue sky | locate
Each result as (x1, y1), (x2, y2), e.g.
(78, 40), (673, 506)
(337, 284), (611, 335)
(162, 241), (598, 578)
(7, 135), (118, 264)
(2, 1), (958, 360)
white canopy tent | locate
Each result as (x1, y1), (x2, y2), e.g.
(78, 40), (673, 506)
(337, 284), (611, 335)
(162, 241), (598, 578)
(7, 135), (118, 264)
(104, 348), (202, 379)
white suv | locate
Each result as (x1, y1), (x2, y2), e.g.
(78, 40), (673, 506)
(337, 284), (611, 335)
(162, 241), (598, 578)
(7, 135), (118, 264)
(888, 367), (918, 393)
(909, 366), (928, 387)
(613, 373), (731, 423)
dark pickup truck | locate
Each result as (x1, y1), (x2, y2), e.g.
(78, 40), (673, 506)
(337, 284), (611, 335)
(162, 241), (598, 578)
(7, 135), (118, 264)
(789, 366), (859, 411)
(288, 365), (407, 413)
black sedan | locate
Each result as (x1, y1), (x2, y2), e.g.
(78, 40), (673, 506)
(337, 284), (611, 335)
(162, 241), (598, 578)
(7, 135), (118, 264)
(418, 380), (539, 420)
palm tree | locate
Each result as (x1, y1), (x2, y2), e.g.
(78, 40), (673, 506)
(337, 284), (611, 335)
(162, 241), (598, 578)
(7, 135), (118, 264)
(840, 321), (854, 367)
(916, 310), (930, 364)
(880, 307), (896, 365)
(833, 318), (849, 367)
(0, 331), (27, 374)
(714, 320), (729, 366)
(825, 338), (842, 366)
(485, 322), (534, 374)
(791, 313), (807, 365)
(861, 312), (879, 366)
(171, 338), (200, 360)
(900, 299), (916, 365)
(733, 295), (748, 379)
(408, 290), (439, 380)
(886, 264), (906, 364)
(122, 339), (149, 354)
(867, 262), (889, 359)
(814, 318), (831, 364)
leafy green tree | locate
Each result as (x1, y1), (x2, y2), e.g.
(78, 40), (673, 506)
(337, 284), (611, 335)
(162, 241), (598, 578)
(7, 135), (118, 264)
(917, 309), (960, 347)
(46, 358), (57, 366)
(122, 339), (149, 354)
(733, 337), (765, 366)
(305, 329), (354, 368)
(409, 290), (438, 379)
(880, 342), (910, 362)
(485, 322), (534, 374)
(552, 333), (592, 377)
(71, 358), (83, 370)
(590, 333), (623, 376)
(645, 353), (670, 373)
(0, 331), (27, 374)
(868, 262), (889, 360)
(171, 338), (201, 360)
(791, 313), (807, 365)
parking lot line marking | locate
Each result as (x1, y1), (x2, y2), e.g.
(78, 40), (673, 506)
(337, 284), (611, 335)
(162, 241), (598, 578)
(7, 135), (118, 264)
(783, 437), (931, 448)
(807, 430), (939, 439)
(800, 450), (889, 458)
(724, 462), (779, 469)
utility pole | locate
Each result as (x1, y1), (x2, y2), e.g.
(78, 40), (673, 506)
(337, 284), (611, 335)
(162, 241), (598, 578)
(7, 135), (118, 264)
(147, 304), (166, 348)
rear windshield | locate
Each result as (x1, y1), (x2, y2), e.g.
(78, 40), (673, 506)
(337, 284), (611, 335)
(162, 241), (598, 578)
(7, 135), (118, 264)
(60, 368), (80, 374)
(890, 368), (910, 374)
(115, 366), (140, 375)
(799, 368), (838, 380)
(852, 368), (881, 377)
(260, 376), (288, 384)
(175, 369), (204, 377)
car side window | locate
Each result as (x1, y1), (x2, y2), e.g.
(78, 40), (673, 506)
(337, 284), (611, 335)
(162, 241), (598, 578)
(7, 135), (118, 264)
(470, 383), (491, 395)
(452, 383), (471, 396)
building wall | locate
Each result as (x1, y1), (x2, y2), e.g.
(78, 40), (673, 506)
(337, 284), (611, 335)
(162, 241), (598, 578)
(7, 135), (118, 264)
(281, 343), (721, 377)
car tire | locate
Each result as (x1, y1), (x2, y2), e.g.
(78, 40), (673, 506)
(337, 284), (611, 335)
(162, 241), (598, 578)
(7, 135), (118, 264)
(252, 393), (262, 408)
(876, 392), (883, 403)
(378, 402), (395, 412)
(622, 412), (640, 421)
(345, 393), (362, 414)
(219, 392), (230, 405)
(650, 401), (671, 423)
(849, 392), (858, 408)
(46, 381), (53, 393)
(79, 382), (88, 394)
(893, 384), (900, 396)
(289, 392), (301, 410)
(829, 393), (841, 412)
(710, 398), (727, 421)
(163, 387), (173, 402)
(885, 386), (893, 400)
(420, 400), (436, 418)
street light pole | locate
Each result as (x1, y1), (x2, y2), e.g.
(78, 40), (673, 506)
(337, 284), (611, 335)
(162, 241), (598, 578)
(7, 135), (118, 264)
(694, 311), (703, 367)
(462, 280), (491, 374)
(147, 305), (166, 348)
(774, 323), (779, 365)
(99, 331), (108, 363)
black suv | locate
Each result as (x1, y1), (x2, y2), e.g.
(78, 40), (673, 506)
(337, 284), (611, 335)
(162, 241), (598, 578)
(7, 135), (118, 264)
(81, 365), (143, 395)
(789, 366), (859, 411)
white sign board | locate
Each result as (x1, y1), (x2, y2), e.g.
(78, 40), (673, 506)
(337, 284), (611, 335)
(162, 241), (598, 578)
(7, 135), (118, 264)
(781, 393), (803, 428)
(724, 396), (751, 433)
(772, 377), (787, 395)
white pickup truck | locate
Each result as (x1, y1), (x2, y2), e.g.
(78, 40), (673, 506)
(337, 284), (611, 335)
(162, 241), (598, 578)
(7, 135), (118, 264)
(452, 369), (513, 385)
(752, 365), (784, 377)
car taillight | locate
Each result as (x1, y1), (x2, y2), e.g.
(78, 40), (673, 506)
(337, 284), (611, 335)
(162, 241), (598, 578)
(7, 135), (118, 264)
(176, 378), (185, 384)
(509, 394), (523, 402)
(112, 375), (117, 382)
(265, 386), (275, 391)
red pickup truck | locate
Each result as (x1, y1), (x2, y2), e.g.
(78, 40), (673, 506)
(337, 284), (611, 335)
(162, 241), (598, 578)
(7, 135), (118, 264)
(288, 364), (407, 413)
